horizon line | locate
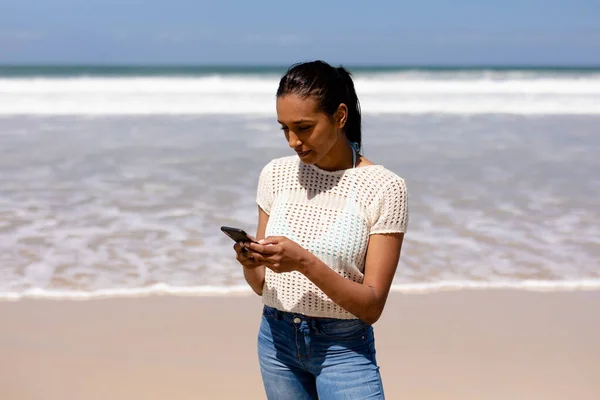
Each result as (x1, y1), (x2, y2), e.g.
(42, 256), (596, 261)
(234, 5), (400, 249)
(1, 63), (600, 69)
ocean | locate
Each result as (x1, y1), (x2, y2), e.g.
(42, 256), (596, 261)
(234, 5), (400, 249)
(1, 65), (599, 300)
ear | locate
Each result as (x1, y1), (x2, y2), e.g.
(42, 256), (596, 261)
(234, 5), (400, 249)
(335, 103), (348, 129)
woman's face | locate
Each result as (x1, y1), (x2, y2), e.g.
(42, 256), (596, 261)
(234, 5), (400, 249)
(276, 94), (346, 165)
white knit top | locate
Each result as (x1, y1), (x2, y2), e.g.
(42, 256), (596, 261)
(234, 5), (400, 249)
(256, 155), (408, 319)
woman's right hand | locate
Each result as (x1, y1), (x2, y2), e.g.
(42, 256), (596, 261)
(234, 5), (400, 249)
(234, 241), (263, 269)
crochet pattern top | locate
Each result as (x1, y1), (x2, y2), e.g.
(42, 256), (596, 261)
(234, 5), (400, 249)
(256, 155), (408, 319)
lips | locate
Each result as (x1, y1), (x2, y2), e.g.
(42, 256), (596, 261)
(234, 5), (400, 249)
(296, 150), (311, 158)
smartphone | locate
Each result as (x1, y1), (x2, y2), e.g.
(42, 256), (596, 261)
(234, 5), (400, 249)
(220, 226), (258, 244)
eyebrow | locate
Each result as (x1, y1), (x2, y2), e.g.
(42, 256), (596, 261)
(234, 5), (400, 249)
(277, 119), (314, 125)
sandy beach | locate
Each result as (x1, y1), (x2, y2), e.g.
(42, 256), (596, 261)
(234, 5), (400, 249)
(1, 290), (599, 400)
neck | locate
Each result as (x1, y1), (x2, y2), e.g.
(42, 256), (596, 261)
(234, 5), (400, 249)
(315, 137), (355, 171)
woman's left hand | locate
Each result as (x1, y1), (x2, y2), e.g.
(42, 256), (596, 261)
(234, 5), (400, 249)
(247, 236), (314, 274)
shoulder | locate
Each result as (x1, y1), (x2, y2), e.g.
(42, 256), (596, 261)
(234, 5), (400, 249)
(372, 165), (405, 184)
(257, 156), (299, 189)
(260, 155), (299, 174)
(356, 165), (407, 198)
(362, 166), (409, 232)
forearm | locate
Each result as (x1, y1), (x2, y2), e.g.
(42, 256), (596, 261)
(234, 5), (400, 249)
(243, 265), (265, 296)
(299, 258), (382, 324)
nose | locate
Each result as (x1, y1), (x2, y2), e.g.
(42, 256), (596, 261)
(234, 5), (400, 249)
(287, 131), (302, 149)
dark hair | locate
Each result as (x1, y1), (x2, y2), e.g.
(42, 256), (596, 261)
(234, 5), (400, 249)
(276, 60), (362, 149)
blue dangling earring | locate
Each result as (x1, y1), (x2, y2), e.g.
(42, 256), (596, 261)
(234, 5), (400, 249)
(350, 141), (360, 168)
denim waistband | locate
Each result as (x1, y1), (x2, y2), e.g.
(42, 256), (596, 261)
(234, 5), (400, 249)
(263, 304), (363, 324)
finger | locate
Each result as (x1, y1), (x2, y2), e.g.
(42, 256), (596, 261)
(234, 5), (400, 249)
(235, 246), (254, 261)
(235, 242), (255, 258)
(248, 242), (280, 255)
(251, 254), (281, 268)
(244, 249), (258, 260)
(250, 252), (277, 265)
(233, 242), (244, 252)
(248, 251), (266, 262)
(237, 251), (258, 266)
(260, 236), (283, 245)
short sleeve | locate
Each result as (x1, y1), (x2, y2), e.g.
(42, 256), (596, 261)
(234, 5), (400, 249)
(369, 177), (408, 235)
(256, 161), (274, 215)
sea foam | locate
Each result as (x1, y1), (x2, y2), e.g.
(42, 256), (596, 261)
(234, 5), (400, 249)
(2, 72), (600, 115)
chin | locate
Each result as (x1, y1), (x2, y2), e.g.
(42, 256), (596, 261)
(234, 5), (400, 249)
(296, 151), (317, 164)
(298, 158), (315, 165)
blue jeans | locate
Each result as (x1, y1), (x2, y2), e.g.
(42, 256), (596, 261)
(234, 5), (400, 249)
(258, 305), (385, 399)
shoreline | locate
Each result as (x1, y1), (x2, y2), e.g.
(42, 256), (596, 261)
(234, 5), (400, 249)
(3, 279), (600, 302)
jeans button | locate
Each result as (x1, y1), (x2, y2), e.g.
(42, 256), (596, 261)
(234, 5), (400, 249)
(293, 317), (301, 324)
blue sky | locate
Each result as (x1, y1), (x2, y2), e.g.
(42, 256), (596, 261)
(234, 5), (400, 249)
(1, 0), (599, 65)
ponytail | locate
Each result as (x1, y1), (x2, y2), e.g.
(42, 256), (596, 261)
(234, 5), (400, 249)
(335, 67), (362, 150)
(277, 60), (363, 151)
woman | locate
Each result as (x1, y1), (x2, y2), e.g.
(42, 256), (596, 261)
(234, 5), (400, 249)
(233, 60), (408, 399)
